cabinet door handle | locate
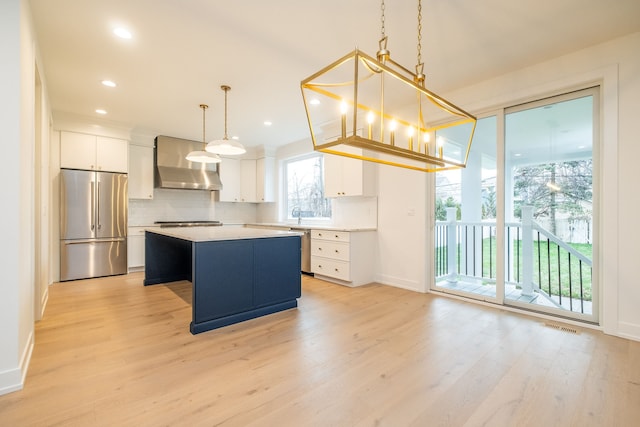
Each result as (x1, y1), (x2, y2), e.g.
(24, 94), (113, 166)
(335, 249), (339, 253)
(334, 268), (339, 272)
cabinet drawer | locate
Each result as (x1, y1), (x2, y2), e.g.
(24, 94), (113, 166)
(311, 229), (350, 242)
(311, 256), (350, 281)
(311, 240), (350, 261)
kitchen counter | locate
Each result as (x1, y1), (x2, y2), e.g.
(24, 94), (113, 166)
(147, 226), (302, 242)
(144, 227), (301, 334)
(245, 222), (377, 232)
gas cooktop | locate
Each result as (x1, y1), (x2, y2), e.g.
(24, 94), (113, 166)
(154, 220), (223, 228)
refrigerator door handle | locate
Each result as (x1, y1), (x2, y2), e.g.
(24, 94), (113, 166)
(90, 180), (95, 231)
(96, 181), (101, 230)
(63, 237), (126, 245)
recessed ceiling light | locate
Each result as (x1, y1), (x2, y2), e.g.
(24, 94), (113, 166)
(231, 136), (239, 140)
(101, 80), (116, 87)
(578, 145), (586, 149)
(310, 98), (320, 105)
(264, 121), (272, 126)
(95, 109), (107, 115)
(514, 153), (522, 157)
(113, 27), (132, 39)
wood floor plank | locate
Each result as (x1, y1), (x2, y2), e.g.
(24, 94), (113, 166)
(0, 272), (639, 426)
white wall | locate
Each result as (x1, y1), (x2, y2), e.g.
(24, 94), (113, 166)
(0, 0), (45, 395)
(374, 32), (640, 340)
(375, 164), (429, 292)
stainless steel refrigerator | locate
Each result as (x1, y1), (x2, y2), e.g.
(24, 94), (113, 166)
(60, 169), (128, 281)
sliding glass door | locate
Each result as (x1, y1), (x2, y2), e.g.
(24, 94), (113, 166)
(433, 87), (599, 323)
(504, 88), (598, 322)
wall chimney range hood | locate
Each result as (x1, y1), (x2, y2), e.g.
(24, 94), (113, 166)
(154, 135), (223, 191)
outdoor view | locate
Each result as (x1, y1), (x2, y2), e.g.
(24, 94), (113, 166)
(434, 89), (597, 321)
(285, 154), (331, 221)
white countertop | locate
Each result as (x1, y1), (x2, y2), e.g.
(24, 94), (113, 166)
(146, 226), (303, 242)
(245, 223), (377, 232)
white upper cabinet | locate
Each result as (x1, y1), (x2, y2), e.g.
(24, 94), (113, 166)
(240, 159), (257, 203)
(128, 144), (154, 199)
(218, 157), (241, 202)
(60, 131), (128, 173)
(256, 157), (275, 202)
(218, 156), (275, 203)
(323, 148), (376, 197)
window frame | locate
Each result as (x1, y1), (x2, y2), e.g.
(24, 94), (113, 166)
(281, 152), (332, 224)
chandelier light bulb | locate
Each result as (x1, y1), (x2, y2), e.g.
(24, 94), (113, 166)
(367, 111), (375, 139)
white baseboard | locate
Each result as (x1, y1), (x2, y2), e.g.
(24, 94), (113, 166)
(0, 330), (34, 396)
(617, 321), (640, 342)
(375, 274), (424, 292)
(39, 287), (49, 319)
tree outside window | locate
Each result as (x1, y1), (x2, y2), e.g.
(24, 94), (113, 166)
(285, 154), (331, 221)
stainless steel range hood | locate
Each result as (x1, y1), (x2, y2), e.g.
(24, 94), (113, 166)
(154, 135), (223, 191)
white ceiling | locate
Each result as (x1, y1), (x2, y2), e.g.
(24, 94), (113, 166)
(30, 0), (640, 150)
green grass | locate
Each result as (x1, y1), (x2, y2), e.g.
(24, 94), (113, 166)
(436, 238), (593, 301)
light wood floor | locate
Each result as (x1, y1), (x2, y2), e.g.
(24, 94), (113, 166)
(1, 272), (639, 426)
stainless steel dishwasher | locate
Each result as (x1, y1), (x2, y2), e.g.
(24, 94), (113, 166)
(291, 228), (311, 274)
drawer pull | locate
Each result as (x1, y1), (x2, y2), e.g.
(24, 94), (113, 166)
(334, 268), (339, 272)
(335, 249), (339, 253)
(335, 235), (339, 238)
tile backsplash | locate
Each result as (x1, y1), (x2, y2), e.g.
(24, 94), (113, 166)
(128, 189), (257, 226)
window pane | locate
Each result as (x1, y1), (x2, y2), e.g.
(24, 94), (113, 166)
(504, 91), (595, 318)
(285, 155), (331, 220)
(433, 116), (498, 300)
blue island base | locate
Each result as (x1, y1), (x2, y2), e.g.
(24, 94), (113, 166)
(190, 300), (298, 334)
(145, 230), (302, 335)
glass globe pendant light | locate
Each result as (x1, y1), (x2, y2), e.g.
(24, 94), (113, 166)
(206, 85), (246, 155)
(186, 104), (222, 163)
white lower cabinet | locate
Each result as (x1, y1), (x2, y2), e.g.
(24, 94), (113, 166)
(128, 226), (160, 270)
(310, 229), (376, 286)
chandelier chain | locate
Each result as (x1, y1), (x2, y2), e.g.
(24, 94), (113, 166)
(380, 0), (386, 38)
(417, 0), (422, 66)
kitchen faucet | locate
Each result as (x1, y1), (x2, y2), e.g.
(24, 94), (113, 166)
(292, 207), (302, 224)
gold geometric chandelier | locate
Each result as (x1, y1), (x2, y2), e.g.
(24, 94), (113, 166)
(301, 0), (477, 172)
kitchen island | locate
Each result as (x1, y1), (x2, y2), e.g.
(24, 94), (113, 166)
(144, 227), (302, 334)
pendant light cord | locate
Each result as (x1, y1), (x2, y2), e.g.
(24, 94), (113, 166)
(200, 104), (208, 148)
(221, 85), (230, 140)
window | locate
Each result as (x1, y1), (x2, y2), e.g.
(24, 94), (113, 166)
(284, 154), (331, 221)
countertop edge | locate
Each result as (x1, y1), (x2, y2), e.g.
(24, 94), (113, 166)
(245, 223), (377, 232)
(146, 227), (303, 243)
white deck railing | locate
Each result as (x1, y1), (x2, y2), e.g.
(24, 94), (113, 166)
(435, 206), (592, 313)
